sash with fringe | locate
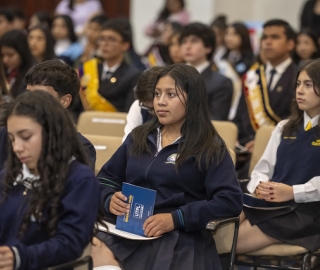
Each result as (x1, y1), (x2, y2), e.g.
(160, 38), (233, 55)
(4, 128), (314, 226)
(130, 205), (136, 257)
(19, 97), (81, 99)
(79, 58), (117, 112)
(243, 63), (280, 131)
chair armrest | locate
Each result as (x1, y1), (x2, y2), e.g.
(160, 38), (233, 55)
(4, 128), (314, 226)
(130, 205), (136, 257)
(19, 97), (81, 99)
(206, 217), (239, 232)
(46, 255), (93, 270)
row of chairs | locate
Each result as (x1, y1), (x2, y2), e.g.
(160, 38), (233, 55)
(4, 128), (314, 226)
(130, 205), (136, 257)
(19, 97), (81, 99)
(76, 111), (319, 269)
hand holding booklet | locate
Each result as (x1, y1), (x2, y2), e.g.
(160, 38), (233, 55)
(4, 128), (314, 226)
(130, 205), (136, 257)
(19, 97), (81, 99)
(99, 183), (158, 239)
(243, 193), (292, 210)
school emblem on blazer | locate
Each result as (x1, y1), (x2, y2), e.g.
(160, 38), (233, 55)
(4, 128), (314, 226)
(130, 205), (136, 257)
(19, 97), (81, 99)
(276, 86), (283, 92)
(165, 154), (177, 164)
(312, 139), (320, 146)
(110, 77), (117, 83)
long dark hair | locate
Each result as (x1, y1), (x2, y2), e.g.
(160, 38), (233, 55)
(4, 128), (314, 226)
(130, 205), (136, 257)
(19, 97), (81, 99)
(293, 28), (320, 64)
(158, 0), (185, 21)
(131, 64), (225, 169)
(0, 60), (8, 102)
(28, 25), (56, 62)
(52, 15), (77, 43)
(283, 59), (320, 136)
(224, 22), (253, 56)
(2, 90), (88, 236)
(0, 29), (34, 97)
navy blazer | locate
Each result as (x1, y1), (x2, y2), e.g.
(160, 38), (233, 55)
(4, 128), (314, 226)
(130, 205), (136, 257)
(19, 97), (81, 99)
(0, 127), (96, 172)
(234, 62), (298, 145)
(97, 61), (141, 112)
(201, 66), (233, 120)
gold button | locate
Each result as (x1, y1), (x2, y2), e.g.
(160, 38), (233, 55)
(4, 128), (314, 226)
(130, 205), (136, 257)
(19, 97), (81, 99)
(110, 77), (117, 83)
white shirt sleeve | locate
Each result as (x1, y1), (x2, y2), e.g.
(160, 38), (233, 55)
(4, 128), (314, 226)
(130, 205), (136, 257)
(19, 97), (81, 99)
(247, 121), (287, 193)
(122, 100), (143, 142)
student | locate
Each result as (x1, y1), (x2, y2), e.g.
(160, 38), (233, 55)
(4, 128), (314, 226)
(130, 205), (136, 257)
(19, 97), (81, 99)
(28, 25), (56, 63)
(51, 14), (83, 66)
(168, 28), (183, 64)
(78, 14), (108, 65)
(91, 64), (243, 270)
(9, 7), (26, 30)
(180, 22), (233, 120)
(123, 66), (164, 142)
(294, 28), (320, 67)
(223, 22), (254, 77)
(0, 60), (96, 172)
(0, 90), (100, 269)
(237, 59), (320, 254)
(0, 8), (14, 37)
(234, 19), (297, 160)
(78, 18), (141, 112)
(0, 29), (34, 98)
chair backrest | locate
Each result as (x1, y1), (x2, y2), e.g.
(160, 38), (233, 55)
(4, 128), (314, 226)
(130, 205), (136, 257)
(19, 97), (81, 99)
(248, 125), (275, 176)
(77, 111), (127, 137)
(212, 121), (238, 150)
(84, 134), (123, 175)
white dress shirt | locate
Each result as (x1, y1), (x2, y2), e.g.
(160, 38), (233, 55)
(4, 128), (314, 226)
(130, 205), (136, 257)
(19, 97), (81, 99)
(101, 62), (121, 80)
(265, 57), (292, 91)
(188, 61), (210, 74)
(123, 100), (143, 142)
(248, 112), (320, 203)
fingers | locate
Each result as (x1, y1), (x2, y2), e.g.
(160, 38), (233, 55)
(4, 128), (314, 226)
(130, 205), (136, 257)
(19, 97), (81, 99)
(109, 192), (129, 216)
(0, 247), (14, 270)
(143, 214), (174, 237)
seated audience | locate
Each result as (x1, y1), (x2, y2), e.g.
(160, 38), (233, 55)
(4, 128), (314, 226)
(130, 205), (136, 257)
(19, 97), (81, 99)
(78, 18), (141, 112)
(91, 64), (242, 270)
(223, 22), (254, 77)
(237, 59), (320, 254)
(0, 29), (34, 97)
(51, 14), (83, 66)
(180, 22), (233, 120)
(28, 25), (56, 63)
(0, 90), (100, 269)
(294, 28), (320, 68)
(123, 66), (164, 141)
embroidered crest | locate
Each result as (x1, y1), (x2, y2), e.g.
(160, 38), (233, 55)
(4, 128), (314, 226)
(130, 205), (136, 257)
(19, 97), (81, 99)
(165, 154), (177, 164)
(283, 136), (296, 140)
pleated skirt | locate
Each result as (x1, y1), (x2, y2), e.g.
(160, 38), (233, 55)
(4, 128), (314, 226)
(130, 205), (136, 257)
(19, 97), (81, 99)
(97, 229), (222, 270)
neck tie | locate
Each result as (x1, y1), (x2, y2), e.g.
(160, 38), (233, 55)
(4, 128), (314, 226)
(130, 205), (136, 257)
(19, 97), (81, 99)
(305, 121), (312, 131)
(102, 71), (112, 80)
(268, 69), (277, 91)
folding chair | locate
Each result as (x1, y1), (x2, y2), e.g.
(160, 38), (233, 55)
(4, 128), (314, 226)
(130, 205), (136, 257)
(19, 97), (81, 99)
(77, 111), (127, 137)
(83, 134), (123, 175)
(212, 121), (238, 150)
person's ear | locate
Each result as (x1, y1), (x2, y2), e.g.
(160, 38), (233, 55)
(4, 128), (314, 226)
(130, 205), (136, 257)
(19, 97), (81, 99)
(59, 94), (72, 108)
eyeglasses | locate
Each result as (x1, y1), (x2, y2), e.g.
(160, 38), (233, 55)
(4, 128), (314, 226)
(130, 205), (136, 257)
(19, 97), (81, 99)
(139, 101), (154, 112)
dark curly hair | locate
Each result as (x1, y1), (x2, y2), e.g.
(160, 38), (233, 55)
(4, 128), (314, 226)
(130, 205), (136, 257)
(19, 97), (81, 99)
(2, 90), (89, 237)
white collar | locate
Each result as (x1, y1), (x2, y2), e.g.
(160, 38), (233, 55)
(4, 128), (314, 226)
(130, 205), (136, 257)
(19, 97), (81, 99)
(102, 62), (121, 74)
(188, 61), (210, 74)
(266, 57), (292, 75)
(303, 111), (320, 130)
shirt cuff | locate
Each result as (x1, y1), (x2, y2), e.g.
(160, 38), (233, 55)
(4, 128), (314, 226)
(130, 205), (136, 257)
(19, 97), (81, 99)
(11, 247), (21, 270)
(171, 209), (185, 230)
(293, 184), (308, 203)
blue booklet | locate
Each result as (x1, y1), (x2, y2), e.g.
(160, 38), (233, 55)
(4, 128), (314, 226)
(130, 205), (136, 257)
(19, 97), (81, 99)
(116, 183), (156, 236)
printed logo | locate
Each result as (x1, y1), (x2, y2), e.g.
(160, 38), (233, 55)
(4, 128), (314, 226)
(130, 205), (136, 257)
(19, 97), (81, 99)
(133, 203), (144, 219)
(165, 153), (177, 164)
(312, 139), (320, 146)
(283, 136), (296, 140)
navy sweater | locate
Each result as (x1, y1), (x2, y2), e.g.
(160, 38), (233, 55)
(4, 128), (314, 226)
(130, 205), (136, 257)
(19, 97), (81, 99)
(98, 131), (243, 232)
(0, 160), (100, 269)
(0, 127), (96, 171)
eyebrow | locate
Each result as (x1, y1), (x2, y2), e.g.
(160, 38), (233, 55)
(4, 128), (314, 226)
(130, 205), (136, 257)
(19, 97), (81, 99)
(8, 129), (31, 136)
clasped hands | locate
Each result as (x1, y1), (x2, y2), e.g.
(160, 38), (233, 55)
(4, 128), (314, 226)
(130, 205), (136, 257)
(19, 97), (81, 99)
(109, 192), (174, 237)
(255, 180), (294, 202)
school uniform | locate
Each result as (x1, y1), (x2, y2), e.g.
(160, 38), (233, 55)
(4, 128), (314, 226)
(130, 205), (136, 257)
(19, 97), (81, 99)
(223, 51), (254, 77)
(0, 127), (96, 172)
(0, 160), (100, 269)
(195, 61), (233, 120)
(97, 129), (243, 270)
(234, 58), (298, 146)
(79, 58), (141, 112)
(244, 113), (320, 251)
(122, 100), (153, 142)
